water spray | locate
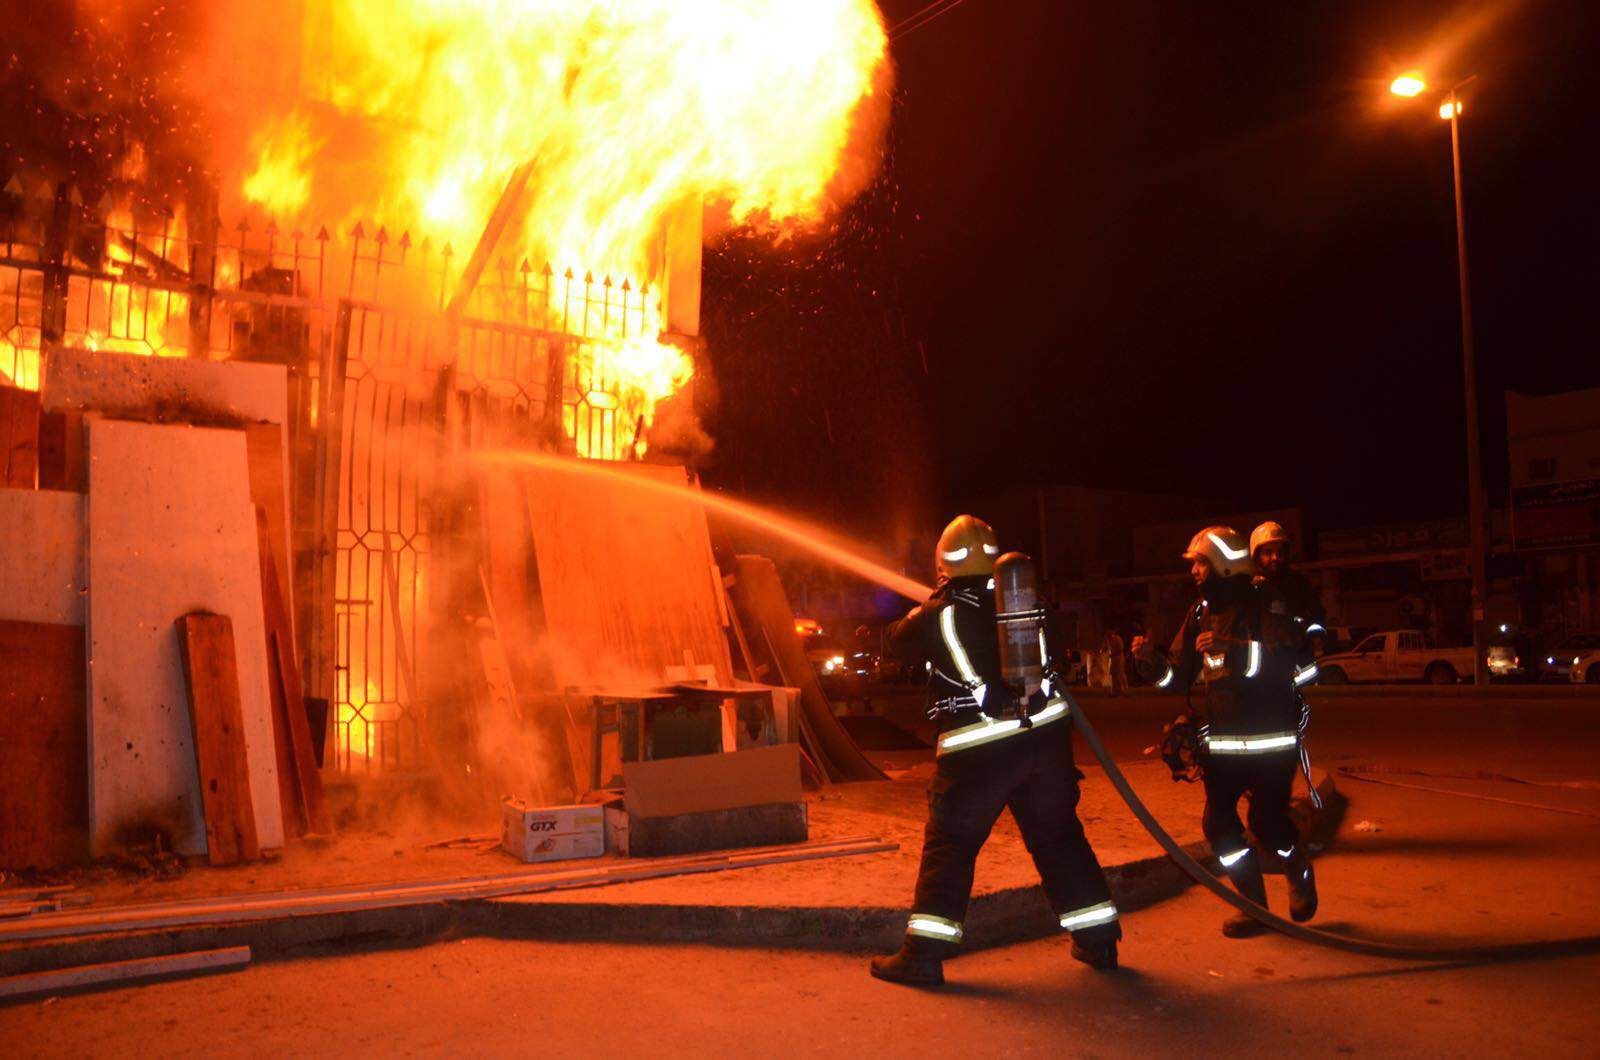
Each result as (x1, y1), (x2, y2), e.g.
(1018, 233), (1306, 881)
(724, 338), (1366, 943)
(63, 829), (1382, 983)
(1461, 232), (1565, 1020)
(476, 448), (934, 602)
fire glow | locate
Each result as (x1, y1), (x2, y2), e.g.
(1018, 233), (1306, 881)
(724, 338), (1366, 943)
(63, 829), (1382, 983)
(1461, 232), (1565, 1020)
(236, 0), (891, 437)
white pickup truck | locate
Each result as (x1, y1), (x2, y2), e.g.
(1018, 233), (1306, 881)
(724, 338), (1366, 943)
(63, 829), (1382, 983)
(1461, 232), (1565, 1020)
(1316, 630), (1476, 685)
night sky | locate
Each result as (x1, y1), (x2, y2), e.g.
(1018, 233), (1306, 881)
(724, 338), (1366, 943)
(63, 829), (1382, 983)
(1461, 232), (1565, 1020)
(700, 0), (1600, 543)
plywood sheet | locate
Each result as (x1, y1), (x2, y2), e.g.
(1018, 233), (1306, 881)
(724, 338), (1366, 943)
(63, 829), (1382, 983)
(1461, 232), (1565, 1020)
(0, 488), (86, 626)
(520, 462), (733, 687)
(86, 419), (283, 857)
(0, 620), (88, 869)
(176, 613), (261, 866)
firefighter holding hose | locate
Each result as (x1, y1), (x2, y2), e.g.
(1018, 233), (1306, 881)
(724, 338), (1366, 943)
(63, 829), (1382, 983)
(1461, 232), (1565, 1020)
(870, 515), (1121, 986)
(1141, 525), (1319, 937)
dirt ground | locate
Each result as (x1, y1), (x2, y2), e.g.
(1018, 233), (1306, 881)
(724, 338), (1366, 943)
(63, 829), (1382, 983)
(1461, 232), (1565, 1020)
(5, 774), (1598, 1057)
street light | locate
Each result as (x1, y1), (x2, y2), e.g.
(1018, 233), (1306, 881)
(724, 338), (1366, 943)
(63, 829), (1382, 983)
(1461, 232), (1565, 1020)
(1391, 72), (1488, 685)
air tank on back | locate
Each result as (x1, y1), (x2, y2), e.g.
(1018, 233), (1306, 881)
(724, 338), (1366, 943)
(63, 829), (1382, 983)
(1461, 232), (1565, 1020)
(994, 551), (1047, 702)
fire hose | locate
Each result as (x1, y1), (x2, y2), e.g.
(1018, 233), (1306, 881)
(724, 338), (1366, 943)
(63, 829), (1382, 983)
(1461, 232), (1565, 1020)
(1066, 691), (1600, 962)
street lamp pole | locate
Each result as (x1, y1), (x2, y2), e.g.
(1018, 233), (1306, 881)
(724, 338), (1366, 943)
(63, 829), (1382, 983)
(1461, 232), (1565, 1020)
(1443, 84), (1489, 686)
(1392, 72), (1488, 684)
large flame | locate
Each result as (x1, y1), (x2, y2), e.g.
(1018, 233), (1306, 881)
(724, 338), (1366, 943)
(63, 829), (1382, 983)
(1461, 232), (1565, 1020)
(230, 0), (888, 447)
(241, 0), (888, 284)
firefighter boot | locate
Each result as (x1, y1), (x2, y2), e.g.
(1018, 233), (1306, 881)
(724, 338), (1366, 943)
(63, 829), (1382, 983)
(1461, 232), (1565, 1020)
(1070, 937), (1119, 971)
(869, 940), (945, 987)
(1283, 846), (1319, 923)
(1221, 850), (1269, 939)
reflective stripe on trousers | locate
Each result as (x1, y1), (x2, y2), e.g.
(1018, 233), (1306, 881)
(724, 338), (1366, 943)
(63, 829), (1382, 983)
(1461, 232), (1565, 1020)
(907, 913), (964, 943)
(935, 698), (1070, 755)
(1058, 900), (1118, 931)
(1204, 731), (1299, 754)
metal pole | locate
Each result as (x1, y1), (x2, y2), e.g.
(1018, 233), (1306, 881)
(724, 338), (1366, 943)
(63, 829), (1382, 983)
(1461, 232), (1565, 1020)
(1448, 94), (1489, 686)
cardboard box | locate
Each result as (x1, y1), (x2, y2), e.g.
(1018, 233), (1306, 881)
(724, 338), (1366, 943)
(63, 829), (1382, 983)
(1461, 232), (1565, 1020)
(615, 744), (806, 857)
(500, 799), (605, 863)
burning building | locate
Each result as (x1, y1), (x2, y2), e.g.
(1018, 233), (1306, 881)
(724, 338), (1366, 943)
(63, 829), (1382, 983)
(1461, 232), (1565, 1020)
(0, 0), (892, 867)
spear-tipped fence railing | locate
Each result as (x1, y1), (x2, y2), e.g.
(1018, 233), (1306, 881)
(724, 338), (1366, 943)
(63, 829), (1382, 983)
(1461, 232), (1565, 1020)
(1, 175), (666, 773)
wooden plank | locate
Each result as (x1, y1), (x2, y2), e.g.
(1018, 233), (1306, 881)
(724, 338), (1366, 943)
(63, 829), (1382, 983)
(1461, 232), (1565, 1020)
(0, 620), (88, 869)
(0, 488), (86, 626)
(519, 462), (734, 686)
(254, 508), (329, 837)
(176, 613), (261, 866)
(0, 946), (251, 1001)
(86, 419), (284, 857)
(245, 422), (296, 656)
(0, 383), (40, 487)
(36, 409), (85, 492)
(0, 837), (896, 944)
(726, 556), (885, 784)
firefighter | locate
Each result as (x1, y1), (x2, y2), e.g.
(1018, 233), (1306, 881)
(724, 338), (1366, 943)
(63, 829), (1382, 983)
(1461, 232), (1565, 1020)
(1250, 521), (1328, 670)
(1142, 526), (1317, 936)
(1251, 521), (1327, 813)
(870, 515), (1121, 986)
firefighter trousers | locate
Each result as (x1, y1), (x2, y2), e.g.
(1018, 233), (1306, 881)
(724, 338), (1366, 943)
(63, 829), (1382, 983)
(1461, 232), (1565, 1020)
(904, 722), (1119, 955)
(1201, 750), (1300, 861)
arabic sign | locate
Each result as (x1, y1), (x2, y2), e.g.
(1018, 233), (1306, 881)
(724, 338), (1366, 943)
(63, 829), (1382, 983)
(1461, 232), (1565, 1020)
(1511, 476), (1600, 551)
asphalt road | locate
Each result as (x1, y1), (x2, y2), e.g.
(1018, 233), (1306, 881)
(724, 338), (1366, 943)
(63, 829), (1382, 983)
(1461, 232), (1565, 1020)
(5, 687), (1599, 1056)
(871, 685), (1600, 783)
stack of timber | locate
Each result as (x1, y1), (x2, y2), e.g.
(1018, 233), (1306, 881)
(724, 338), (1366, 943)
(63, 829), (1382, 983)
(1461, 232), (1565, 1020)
(0, 349), (326, 876)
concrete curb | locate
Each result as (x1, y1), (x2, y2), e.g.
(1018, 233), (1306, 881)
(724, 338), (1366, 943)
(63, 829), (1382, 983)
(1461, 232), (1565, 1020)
(466, 839), (1215, 955)
(0, 776), (1344, 981)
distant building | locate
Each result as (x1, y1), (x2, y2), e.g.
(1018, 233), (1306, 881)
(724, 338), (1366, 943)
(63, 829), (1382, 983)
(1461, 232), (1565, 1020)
(1504, 388), (1600, 635)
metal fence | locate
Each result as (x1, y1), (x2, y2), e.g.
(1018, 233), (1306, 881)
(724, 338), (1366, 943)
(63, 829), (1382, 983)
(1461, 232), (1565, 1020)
(1, 177), (660, 773)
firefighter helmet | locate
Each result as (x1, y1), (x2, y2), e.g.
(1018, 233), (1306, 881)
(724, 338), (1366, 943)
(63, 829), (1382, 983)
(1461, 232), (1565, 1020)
(1250, 521), (1291, 558)
(936, 515), (1000, 579)
(1182, 525), (1253, 579)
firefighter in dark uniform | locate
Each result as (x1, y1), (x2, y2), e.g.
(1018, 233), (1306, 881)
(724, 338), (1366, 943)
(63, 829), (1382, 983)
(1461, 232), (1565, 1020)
(1144, 526), (1318, 936)
(1251, 521), (1327, 814)
(870, 515), (1121, 986)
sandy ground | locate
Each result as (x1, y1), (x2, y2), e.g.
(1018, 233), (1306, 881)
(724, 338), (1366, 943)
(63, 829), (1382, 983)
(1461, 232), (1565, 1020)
(9, 687), (1592, 916)
(5, 771), (1598, 1057)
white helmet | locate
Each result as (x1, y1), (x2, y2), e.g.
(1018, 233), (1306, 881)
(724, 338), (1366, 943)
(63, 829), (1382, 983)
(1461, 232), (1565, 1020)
(1183, 525), (1253, 579)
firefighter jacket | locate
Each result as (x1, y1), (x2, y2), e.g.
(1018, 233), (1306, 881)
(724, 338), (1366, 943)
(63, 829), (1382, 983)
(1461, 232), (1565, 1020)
(1156, 574), (1301, 756)
(888, 575), (1069, 756)
(1256, 569), (1327, 687)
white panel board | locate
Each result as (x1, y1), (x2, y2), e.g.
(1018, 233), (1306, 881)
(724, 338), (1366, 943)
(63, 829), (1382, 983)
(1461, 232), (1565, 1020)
(86, 419), (283, 857)
(0, 488), (86, 626)
(41, 347), (287, 426)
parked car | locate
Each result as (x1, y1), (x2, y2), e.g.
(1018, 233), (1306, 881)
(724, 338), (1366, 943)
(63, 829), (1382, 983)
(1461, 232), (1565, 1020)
(1318, 625), (1376, 658)
(1317, 630), (1475, 685)
(1567, 647), (1600, 686)
(1487, 625), (1538, 682)
(1541, 633), (1600, 683)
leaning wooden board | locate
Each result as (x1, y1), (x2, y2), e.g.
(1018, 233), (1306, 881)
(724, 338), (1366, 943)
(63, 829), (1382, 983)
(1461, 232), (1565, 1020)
(0, 620), (88, 869)
(254, 508), (328, 837)
(0, 382), (40, 487)
(85, 418), (283, 857)
(176, 614), (261, 866)
(519, 461), (734, 686)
